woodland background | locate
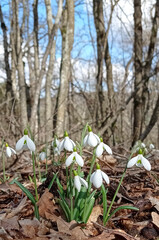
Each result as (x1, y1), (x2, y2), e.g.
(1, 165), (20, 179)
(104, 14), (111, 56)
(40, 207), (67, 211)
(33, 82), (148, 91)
(0, 0), (159, 149)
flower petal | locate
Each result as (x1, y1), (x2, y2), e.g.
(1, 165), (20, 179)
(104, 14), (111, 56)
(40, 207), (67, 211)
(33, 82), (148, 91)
(103, 144), (112, 155)
(90, 172), (95, 183)
(64, 137), (74, 151)
(10, 148), (16, 154)
(65, 153), (74, 167)
(91, 169), (103, 188)
(74, 176), (81, 192)
(101, 171), (110, 185)
(6, 147), (11, 157)
(39, 152), (46, 161)
(59, 139), (64, 152)
(26, 136), (36, 152)
(16, 136), (25, 151)
(83, 135), (88, 146)
(93, 134), (100, 143)
(87, 132), (98, 147)
(70, 139), (76, 147)
(75, 152), (84, 167)
(141, 156), (151, 171)
(127, 156), (138, 168)
(79, 177), (88, 189)
(96, 143), (104, 157)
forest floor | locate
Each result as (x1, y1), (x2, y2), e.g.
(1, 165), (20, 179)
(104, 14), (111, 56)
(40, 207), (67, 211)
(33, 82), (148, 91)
(0, 147), (159, 240)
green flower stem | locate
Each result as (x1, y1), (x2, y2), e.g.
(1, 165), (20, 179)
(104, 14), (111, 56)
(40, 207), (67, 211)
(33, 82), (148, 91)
(45, 143), (48, 175)
(32, 152), (38, 202)
(2, 153), (6, 182)
(1, 139), (6, 182)
(38, 157), (41, 182)
(80, 122), (88, 156)
(103, 170), (126, 225)
(87, 148), (96, 192)
(78, 123), (88, 175)
(70, 163), (74, 220)
(103, 150), (135, 225)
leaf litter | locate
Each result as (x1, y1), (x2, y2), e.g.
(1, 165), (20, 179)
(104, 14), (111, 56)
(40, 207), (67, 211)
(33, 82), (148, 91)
(0, 149), (159, 240)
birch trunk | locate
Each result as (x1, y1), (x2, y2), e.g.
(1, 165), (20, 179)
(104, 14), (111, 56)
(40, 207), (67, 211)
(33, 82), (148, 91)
(56, 0), (74, 137)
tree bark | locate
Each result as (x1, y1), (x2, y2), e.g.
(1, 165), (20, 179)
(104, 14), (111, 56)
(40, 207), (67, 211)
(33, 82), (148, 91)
(45, 0), (57, 142)
(55, 0), (74, 137)
(0, 5), (13, 113)
(30, 0), (63, 132)
(140, 94), (159, 141)
(12, 0), (28, 131)
(133, 0), (143, 145)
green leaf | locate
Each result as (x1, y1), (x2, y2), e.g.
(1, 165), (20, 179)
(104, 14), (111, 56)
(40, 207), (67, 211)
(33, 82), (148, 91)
(58, 199), (70, 222)
(107, 205), (139, 222)
(57, 190), (71, 219)
(48, 172), (58, 190)
(56, 177), (64, 195)
(82, 197), (95, 223)
(10, 179), (36, 205)
(101, 184), (108, 220)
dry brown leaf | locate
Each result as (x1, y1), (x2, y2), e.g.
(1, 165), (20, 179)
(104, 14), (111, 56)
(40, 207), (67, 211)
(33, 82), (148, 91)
(37, 188), (58, 220)
(92, 222), (137, 240)
(149, 196), (159, 211)
(87, 205), (102, 225)
(105, 155), (117, 165)
(6, 196), (27, 219)
(0, 227), (13, 240)
(19, 218), (40, 238)
(0, 216), (19, 231)
(151, 211), (159, 229)
(88, 231), (115, 240)
(56, 217), (88, 240)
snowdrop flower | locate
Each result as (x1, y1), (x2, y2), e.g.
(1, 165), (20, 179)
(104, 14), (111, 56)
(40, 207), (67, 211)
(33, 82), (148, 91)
(84, 126), (100, 148)
(96, 138), (112, 157)
(59, 131), (75, 152)
(5, 143), (16, 157)
(52, 136), (60, 155)
(141, 143), (146, 148)
(127, 151), (151, 171)
(39, 151), (46, 161)
(16, 129), (36, 152)
(74, 171), (88, 192)
(65, 147), (84, 167)
(90, 163), (110, 188)
(149, 143), (155, 150)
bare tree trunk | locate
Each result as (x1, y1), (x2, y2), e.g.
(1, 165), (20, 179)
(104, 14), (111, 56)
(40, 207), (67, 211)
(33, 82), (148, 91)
(133, 0), (143, 145)
(140, 94), (159, 141)
(30, 0), (62, 132)
(93, 0), (118, 128)
(93, 0), (105, 125)
(105, 42), (114, 111)
(0, 5), (13, 113)
(55, 0), (74, 137)
(44, 0), (60, 142)
(12, 0), (28, 131)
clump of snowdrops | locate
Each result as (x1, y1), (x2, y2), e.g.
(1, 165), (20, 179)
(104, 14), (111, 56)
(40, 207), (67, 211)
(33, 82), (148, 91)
(2, 125), (154, 225)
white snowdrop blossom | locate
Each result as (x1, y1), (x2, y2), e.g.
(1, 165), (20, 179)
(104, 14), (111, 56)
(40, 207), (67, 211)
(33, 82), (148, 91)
(59, 131), (75, 152)
(65, 148), (84, 167)
(5, 143), (16, 157)
(127, 154), (151, 171)
(52, 137), (60, 155)
(74, 172), (88, 192)
(84, 126), (100, 148)
(96, 138), (112, 157)
(16, 129), (36, 152)
(90, 164), (110, 188)
(149, 143), (155, 150)
(39, 152), (46, 161)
